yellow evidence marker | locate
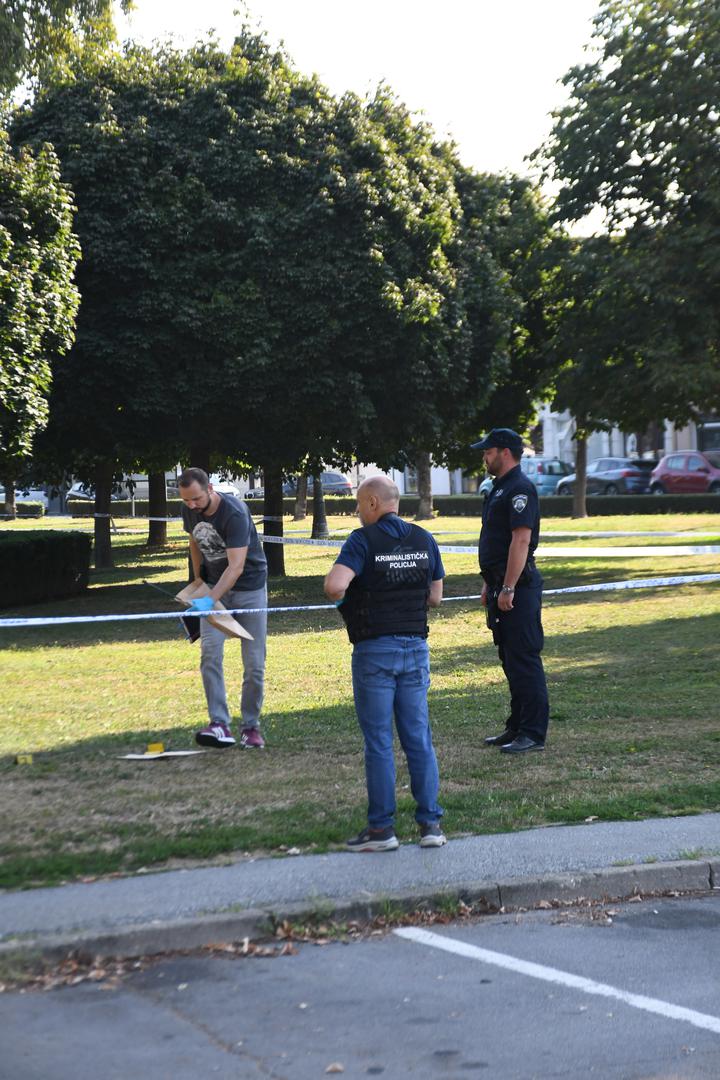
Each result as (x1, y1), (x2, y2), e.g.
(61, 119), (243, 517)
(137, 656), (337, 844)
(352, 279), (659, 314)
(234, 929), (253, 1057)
(146, 742), (165, 754)
(15, 753), (34, 765)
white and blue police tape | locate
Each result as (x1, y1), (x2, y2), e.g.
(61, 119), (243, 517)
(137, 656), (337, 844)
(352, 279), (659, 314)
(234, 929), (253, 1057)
(1, 573), (719, 629)
(257, 534), (720, 557)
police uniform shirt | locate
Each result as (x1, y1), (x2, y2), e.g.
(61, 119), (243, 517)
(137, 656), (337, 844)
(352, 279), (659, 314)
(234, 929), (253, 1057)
(479, 464), (540, 574)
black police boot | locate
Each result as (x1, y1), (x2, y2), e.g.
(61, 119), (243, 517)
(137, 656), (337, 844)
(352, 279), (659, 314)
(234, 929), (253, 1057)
(483, 727), (516, 747)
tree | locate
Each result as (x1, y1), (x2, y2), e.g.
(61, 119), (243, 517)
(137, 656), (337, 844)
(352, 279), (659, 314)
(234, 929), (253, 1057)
(0, 0), (131, 94)
(13, 46), (188, 561)
(14, 37), (528, 564)
(545, 236), (638, 516)
(292, 475), (308, 522)
(0, 130), (79, 516)
(538, 0), (720, 433)
(437, 167), (560, 480)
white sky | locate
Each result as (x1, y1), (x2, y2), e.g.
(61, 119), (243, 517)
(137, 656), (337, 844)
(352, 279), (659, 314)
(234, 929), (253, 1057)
(115, 0), (602, 180)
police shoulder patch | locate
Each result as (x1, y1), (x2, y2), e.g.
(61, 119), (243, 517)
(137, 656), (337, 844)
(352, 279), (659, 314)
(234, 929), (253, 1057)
(511, 493), (528, 513)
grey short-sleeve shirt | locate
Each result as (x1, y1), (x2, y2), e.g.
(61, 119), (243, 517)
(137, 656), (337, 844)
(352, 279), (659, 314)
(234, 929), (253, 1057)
(182, 493), (267, 590)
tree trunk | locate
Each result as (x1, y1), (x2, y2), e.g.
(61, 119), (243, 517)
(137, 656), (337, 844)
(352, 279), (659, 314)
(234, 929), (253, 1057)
(414, 451), (433, 520)
(1, 475), (16, 520)
(189, 445), (211, 475)
(262, 464), (285, 577)
(293, 475), (308, 521)
(94, 461), (114, 568)
(311, 474), (329, 539)
(572, 434), (588, 519)
(147, 470), (168, 546)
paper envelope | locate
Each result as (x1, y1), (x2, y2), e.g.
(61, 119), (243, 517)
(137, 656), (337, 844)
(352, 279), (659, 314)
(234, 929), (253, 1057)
(175, 581), (253, 640)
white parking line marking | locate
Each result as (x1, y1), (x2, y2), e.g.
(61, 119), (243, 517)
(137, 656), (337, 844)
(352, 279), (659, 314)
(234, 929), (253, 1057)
(394, 927), (720, 1035)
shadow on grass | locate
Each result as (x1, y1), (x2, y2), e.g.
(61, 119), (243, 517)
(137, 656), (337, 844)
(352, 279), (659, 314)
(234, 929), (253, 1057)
(0, 699), (362, 768)
(2, 660), (720, 888)
(431, 606), (719, 672)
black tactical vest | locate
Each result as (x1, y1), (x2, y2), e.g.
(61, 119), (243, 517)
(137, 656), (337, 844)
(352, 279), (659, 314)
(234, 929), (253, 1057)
(339, 521), (432, 644)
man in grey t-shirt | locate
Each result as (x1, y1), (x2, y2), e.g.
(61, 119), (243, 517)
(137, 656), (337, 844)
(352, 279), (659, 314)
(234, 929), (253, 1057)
(179, 467), (268, 749)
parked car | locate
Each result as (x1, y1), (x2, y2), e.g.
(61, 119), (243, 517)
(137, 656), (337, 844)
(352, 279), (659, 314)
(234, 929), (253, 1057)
(283, 472), (353, 497)
(556, 457), (656, 496)
(520, 457), (573, 495)
(68, 473), (180, 502)
(67, 481), (125, 501)
(206, 475), (243, 498)
(0, 486), (49, 507)
(649, 451), (720, 494)
(244, 487), (264, 500)
(478, 457), (572, 498)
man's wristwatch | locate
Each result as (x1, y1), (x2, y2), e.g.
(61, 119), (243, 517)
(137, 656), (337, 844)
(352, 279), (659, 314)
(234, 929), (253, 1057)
(500, 585), (515, 595)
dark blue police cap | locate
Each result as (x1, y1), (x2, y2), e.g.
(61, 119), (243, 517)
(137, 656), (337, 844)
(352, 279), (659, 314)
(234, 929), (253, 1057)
(470, 427), (523, 451)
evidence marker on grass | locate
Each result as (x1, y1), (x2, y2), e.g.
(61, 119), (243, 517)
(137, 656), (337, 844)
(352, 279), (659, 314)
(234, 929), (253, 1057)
(15, 753), (33, 765)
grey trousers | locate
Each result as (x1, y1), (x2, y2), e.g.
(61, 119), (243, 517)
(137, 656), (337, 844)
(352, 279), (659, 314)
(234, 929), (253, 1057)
(199, 584), (267, 730)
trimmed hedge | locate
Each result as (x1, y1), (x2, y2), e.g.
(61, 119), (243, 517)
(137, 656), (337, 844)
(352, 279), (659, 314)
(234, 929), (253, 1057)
(242, 493), (720, 518)
(539, 493), (720, 516)
(1, 501), (45, 518)
(69, 498), (185, 518)
(67, 492), (720, 520)
(0, 530), (91, 608)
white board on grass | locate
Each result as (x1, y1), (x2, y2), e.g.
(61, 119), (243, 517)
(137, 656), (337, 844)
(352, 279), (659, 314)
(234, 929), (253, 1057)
(120, 750), (207, 760)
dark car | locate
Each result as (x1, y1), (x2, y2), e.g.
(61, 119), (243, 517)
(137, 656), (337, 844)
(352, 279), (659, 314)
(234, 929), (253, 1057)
(556, 457), (655, 496)
(283, 472), (352, 497)
(650, 451), (720, 494)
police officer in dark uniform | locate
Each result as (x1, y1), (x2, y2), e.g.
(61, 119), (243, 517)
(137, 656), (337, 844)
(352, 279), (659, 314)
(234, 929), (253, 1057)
(324, 475), (447, 851)
(473, 428), (549, 753)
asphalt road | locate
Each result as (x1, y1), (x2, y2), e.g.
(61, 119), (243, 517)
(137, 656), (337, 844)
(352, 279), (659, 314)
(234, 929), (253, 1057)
(2, 893), (720, 1080)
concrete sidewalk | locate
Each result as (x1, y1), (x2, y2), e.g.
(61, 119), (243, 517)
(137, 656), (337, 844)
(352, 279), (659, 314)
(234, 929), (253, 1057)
(1, 813), (718, 961)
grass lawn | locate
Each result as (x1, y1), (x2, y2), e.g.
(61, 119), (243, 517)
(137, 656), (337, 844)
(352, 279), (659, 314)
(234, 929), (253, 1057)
(1, 511), (719, 889)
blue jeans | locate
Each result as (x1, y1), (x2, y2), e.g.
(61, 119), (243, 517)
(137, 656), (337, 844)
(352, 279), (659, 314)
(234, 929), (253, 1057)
(351, 635), (442, 830)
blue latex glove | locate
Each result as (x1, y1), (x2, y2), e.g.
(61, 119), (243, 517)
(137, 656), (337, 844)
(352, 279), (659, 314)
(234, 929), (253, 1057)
(334, 598), (345, 608)
(188, 595), (215, 612)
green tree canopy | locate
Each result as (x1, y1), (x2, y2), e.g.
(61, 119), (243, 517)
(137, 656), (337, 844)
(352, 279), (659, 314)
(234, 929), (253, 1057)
(538, 0), (720, 426)
(541, 0), (719, 230)
(439, 166), (559, 470)
(0, 0), (131, 94)
(13, 36), (511, 484)
(0, 129), (79, 491)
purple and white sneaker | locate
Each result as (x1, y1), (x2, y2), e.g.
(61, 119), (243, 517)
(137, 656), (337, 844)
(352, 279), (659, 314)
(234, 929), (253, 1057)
(239, 727), (265, 749)
(195, 723), (236, 749)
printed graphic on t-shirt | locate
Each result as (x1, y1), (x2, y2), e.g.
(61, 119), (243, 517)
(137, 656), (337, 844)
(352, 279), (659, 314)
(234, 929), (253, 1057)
(192, 521), (227, 565)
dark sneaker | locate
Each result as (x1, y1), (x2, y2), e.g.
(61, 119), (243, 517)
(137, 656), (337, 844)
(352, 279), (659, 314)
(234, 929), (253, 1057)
(419, 823), (447, 848)
(500, 735), (545, 754)
(195, 723), (236, 748)
(346, 826), (399, 853)
(240, 727), (265, 749)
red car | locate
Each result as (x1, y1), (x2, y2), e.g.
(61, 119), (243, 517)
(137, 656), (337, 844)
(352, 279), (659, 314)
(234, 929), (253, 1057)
(650, 450), (720, 494)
